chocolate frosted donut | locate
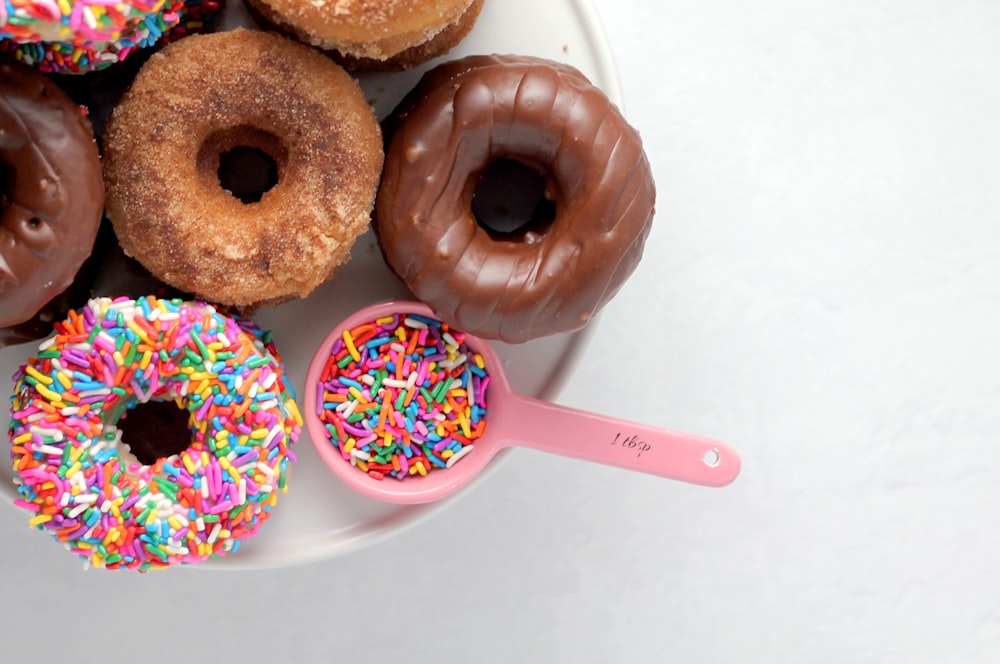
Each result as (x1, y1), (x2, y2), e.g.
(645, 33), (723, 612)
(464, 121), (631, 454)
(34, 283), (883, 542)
(374, 54), (656, 343)
(103, 29), (383, 308)
(0, 57), (103, 330)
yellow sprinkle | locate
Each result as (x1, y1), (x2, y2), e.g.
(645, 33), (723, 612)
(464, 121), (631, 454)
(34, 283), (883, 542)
(112, 350), (124, 367)
(474, 353), (486, 369)
(215, 430), (228, 442)
(35, 383), (63, 403)
(28, 514), (52, 527)
(56, 371), (72, 390)
(139, 350), (153, 371)
(348, 386), (368, 403)
(168, 517), (183, 531)
(357, 460), (369, 472)
(201, 451), (210, 467)
(440, 449), (454, 459)
(458, 411), (471, 438)
(344, 438), (356, 453)
(12, 432), (31, 445)
(343, 330), (361, 362)
(182, 454), (197, 475)
(228, 467), (241, 484)
(286, 399), (303, 426)
(127, 320), (152, 346)
(219, 456), (231, 471)
(65, 462), (82, 479)
(250, 428), (268, 440)
(415, 461), (427, 477)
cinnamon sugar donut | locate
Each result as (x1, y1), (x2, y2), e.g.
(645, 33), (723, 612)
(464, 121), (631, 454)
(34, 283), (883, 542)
(102, 29), (383, 308)
(374, 55), (656, 343)
(246, 0), (484, 70)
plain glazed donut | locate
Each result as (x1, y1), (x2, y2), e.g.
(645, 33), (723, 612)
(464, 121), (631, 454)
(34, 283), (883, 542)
(8, 296), (302, 570)
(374, 54), (657, 343)
(245, 0), (483, 70)
(102, 28), (383, 308)
(0, 57), (103, 330)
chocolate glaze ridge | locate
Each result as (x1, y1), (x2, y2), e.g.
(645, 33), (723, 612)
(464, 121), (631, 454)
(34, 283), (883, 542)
(375, 54), (656, 343)
(0, 57), (104, 329)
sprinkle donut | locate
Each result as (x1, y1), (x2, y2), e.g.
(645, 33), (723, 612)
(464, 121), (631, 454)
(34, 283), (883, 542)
(8, 296), (302, 570)
(0, 0), (199, 74)
(374, 54), (657, 343)
(0, 0), (224, 74)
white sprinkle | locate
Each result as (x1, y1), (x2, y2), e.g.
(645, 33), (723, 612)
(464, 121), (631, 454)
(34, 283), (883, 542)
(445, 445), (475, 468)
(404, 317), (428, 329)
(261, 372), (278, 390)
(207, 523), (222, 544)
(196, 517), (205, 532)
(74, 493), (98, 504)
(238, 480), (246, 506)
(38, 337), (57, 351)
(68, 503), (89, 518)
(34, 444), (64, 456)
(442, 332), (459, 348)
(248, 382), (259, 399)
(255, 462), (275, 479)
(359, 374), (375, 386)
(406, 372), (418, 389)
(78, 388), (111, 398)
(264, 426), (282, 448)
(390, 342), (407, 353)
(148, 307), (160, 321)
(383, 378), (407, 388)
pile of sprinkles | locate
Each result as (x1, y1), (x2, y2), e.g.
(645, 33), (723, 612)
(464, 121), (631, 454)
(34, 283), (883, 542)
(0, 0), (223, 73)
(315, 313), (489, 481)
(7, 296), (302, 571)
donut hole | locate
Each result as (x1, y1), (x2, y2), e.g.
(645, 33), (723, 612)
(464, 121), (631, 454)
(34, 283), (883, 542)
(198, 125), (288, 205)
(472, 158), (556, 243)
(117, 400), (193, 466)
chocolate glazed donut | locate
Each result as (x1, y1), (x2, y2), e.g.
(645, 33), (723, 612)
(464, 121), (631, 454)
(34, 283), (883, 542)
(374, 54), (656, 343)
(0, 58), (103, 332)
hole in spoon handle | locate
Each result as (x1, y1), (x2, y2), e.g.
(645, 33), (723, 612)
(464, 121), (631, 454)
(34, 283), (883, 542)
(503, 395), (741, 488)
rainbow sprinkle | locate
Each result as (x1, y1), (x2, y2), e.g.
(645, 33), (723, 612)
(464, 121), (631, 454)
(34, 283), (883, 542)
(0, 0), (222, 73)
(7, 296), (302, 571)
(315, 313), (489, 481)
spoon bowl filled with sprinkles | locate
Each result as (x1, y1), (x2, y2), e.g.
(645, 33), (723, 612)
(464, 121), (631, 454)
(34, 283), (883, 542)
(304, 301), (742, 504)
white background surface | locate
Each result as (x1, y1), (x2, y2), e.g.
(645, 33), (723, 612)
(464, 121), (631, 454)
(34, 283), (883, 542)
(3, 1), (1000, 662)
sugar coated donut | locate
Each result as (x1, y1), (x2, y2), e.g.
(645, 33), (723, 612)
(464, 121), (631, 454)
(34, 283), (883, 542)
(103, 28), (383, 308)
(0, 0), (224, 74)
(1, 57), (103, 330)
(246, 0), (483, 70)
(374, 54), (657, 343)
(8, 296), (303, 570)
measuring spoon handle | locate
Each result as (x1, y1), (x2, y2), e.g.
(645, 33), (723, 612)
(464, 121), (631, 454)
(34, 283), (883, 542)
(499, 393), (740, 487)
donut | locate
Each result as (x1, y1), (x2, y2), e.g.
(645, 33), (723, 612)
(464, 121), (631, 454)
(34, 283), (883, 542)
(0, 0), (207, 74)
(374, 54), (657, 343)
(245, 0), (484, 70)
(8, 296), (302, 570)
(0, 57), (103, 330)
(102, 28), (384, 308)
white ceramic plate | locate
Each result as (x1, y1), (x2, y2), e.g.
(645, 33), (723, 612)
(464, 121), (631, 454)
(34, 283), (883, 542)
(0, 0), (622, 570)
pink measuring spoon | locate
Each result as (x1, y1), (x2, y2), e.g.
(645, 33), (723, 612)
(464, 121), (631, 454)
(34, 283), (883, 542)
(304, 301), (740, 504)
